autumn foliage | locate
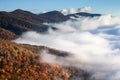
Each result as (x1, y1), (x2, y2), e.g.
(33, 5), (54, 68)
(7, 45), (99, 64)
(0, 28), (17, 40)
(0, 40), (88, 80)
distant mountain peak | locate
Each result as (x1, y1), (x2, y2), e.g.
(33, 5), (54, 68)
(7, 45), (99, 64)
(39, 10), (69, 22)
(12, 9), (27, 13)
(14, 9), (24, 11)
(12, 9), (33, 14)
(40, 10), (64, 16)
(67, 12), (101, 18)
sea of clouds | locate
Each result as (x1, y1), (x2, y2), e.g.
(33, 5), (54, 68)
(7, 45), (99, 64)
(14, 13), (120, 80)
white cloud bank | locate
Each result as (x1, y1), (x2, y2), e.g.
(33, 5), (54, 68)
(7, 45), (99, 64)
(45, 14), (120, 32)
(14, 15), (120, 80)
(61, 6), (92, 15)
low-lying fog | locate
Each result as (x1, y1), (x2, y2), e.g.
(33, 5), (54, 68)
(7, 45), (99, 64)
(14, 14), (120, 80)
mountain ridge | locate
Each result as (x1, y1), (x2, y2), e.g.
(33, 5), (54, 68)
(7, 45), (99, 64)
(0, 9), (101, 40)
(67, 12), (101, 18)
(0, 9), (98, 80)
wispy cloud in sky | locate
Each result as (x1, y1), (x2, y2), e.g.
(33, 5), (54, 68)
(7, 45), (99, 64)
(61, 6), (92, 15)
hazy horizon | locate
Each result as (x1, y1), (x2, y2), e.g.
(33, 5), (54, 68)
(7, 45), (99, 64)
(0, 0), (120, 17)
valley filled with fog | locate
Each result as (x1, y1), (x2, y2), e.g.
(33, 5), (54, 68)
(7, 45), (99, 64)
(14, 14), (120, 80)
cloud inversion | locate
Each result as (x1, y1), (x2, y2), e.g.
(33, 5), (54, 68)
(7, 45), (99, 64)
(14, 14), (120, 80)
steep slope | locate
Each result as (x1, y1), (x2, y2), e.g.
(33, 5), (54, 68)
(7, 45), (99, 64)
(0, 40), (90, 80)
(0, 28), (18, 40)
(0, 11), (48, 36)
(0, 40), (67, 80)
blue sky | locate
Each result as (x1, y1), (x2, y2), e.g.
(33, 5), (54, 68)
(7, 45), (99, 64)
(0, 0), (120, 16)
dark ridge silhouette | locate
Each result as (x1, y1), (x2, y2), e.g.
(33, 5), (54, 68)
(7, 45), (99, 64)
(0, 9), (70, 38)
(0, 9), (101, 40)
(0, 10), (49, 36)
(11, 9), (45, 23)
(68, 12), (101, 18)
(39, 10), (69, 22)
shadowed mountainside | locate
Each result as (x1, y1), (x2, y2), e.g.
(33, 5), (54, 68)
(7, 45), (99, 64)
(0, 9), (101, 40)
(0, 9), (69, 36)
(39, 10), (69, 22)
